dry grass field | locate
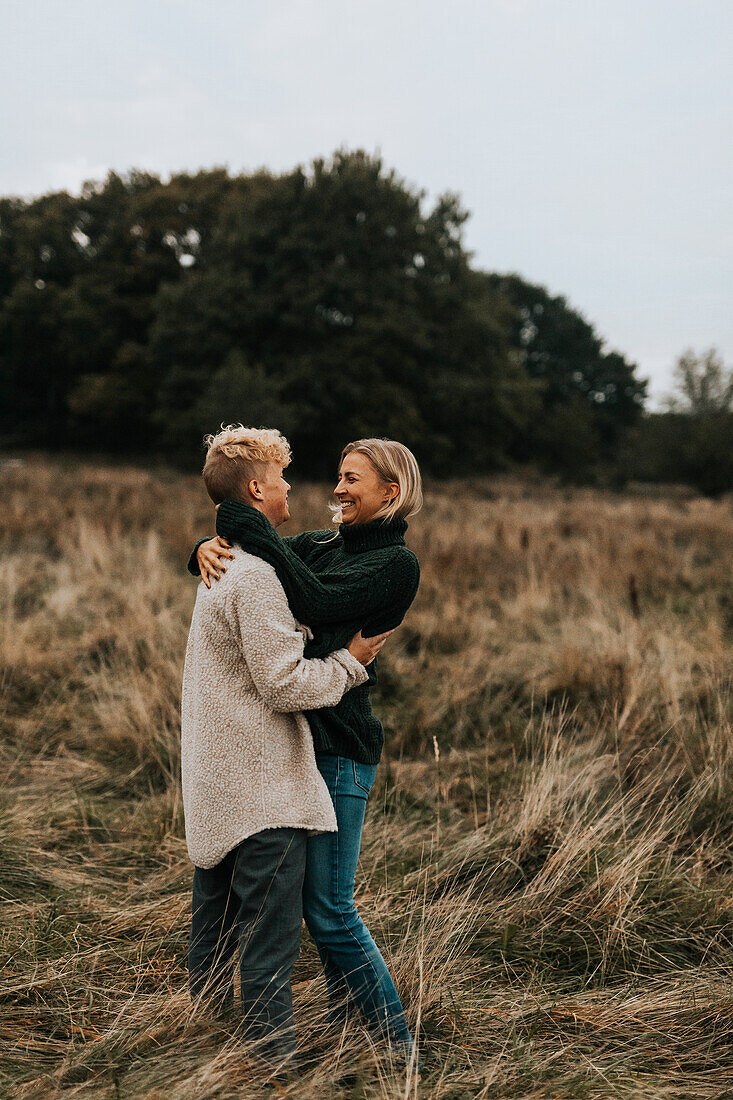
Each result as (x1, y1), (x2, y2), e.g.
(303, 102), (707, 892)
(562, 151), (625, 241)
(1, 456), (732, 1099)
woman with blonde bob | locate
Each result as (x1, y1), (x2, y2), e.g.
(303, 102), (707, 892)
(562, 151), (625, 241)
(190, 435), (422, 1063)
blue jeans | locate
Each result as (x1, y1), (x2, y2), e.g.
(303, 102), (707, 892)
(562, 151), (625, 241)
(303, 753), (414, 1048)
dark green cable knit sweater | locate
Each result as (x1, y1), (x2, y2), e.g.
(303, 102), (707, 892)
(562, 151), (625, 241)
(187, 501), (420, 763)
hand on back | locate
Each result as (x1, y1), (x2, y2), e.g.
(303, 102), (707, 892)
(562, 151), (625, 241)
(347, 629), (394, 666)
(197, 537), (234, 589)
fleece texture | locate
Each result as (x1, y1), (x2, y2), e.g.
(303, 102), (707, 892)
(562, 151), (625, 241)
(188, 504), (420, 764)
(180, 548), (368, 869)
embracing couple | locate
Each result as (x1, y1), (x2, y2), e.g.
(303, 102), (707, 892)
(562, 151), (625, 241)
(180, 425), (422, 1077)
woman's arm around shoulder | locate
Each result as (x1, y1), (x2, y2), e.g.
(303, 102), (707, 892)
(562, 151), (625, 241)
(281, 529), (336, 564)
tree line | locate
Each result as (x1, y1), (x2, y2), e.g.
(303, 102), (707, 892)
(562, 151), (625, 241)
(0, 149), (729, 491)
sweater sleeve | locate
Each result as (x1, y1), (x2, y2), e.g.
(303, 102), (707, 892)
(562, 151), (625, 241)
(216, 499), (413, 630)
(188, 527), (329, 576)
(359, 551), (421, 636)
(281, 530), (333, 562)
(226, 563), (369, 713)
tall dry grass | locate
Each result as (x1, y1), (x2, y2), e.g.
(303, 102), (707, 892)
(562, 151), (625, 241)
(1, 456), (732, 1099)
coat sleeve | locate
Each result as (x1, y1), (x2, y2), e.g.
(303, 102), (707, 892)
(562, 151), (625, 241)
(226, 562), (369, 713)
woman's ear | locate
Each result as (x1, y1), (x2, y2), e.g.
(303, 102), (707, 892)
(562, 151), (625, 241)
(384, 482), (400, 504)
(248, 478), (264, 501)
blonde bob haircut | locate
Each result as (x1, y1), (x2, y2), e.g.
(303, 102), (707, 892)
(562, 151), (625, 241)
(202, 424), (291, 506)
(331, 438), (423, 526)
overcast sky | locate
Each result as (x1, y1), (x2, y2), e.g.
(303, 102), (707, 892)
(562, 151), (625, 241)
(4, 0), (732, 404)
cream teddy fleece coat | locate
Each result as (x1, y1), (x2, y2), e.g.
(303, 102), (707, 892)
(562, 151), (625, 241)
(181, 547), (369, 869)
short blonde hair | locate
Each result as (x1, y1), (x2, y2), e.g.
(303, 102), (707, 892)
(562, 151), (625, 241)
(332, 438), (423, 525)
(202, 424), (291, 505)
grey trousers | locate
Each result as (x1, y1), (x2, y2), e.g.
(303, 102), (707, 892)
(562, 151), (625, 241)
(188, 827), (307, 1066)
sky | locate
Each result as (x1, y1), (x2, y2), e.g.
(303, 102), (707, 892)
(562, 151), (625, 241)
(3, 0), (732, 405)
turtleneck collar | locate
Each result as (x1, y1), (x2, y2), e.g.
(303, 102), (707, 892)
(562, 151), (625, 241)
(338, 516), (408, 553)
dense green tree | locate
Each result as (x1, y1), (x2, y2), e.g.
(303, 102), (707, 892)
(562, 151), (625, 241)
(486, 274), (647, 476)
(149, 151), (534, 474)
(0, 151), (653, 478)
(631, 409), (733, 497)
(189, 352), (298, 448)
(0, 279), (75, 445)
(631, 348), (733, 496)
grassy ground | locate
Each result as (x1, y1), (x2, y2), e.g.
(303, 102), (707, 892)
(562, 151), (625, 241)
(1, 456), (732, 1099)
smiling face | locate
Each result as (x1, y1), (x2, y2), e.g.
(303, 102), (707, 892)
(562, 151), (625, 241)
(334, 451), (399, 525)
